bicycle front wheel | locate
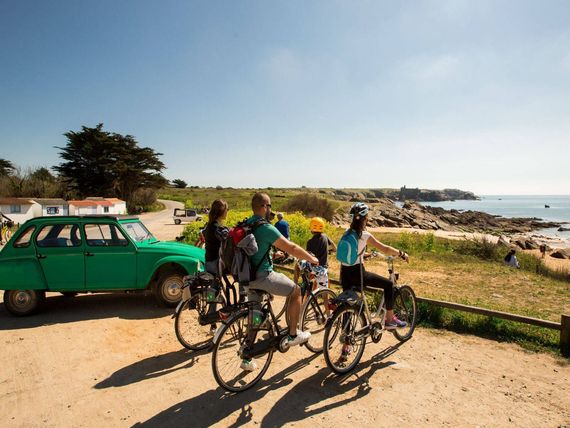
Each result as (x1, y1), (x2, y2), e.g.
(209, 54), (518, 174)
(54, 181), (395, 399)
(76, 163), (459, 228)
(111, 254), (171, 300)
(271, 294), (289, 321)
(323, 305), (367, 375)
(211, 312), (273, 392)
(301, 288), (337, 353)
(174, 294), (218, 351)
(392, 285), (417, 342)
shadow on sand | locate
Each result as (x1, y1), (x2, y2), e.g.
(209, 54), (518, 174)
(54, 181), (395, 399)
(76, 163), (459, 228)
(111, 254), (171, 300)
(95, 347), (211, 389)
(0, 292), (171, 330)
(134, 342), (403, 427)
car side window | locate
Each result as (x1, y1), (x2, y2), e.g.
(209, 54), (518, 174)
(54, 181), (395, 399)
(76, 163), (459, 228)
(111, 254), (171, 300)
(13, 226), (36, 248)
(84, 224), (129, 247)
(36, 224), (82, 247)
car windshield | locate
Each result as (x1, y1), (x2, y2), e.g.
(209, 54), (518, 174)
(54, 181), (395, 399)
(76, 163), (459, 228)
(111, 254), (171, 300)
(121, 221), (156, 242)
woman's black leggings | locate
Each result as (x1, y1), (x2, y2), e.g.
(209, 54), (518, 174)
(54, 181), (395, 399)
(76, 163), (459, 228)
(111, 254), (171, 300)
(340, 264), (394, 310)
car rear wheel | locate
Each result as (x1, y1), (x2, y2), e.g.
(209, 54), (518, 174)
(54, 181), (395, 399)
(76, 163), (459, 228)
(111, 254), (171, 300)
(154, 271), (184, 307)
(3, 290), (45, 316)
(174, 219), (182, 225)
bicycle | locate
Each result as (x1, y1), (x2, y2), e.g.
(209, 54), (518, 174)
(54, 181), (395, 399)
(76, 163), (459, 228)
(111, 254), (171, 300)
(296, 260), (337, 353)
(211, 289), (292, 392)
(174, 269), (289, 351)
(211, 259), (332, 392)
(174, 269), (245, 350)
(322, 255), (417, 375)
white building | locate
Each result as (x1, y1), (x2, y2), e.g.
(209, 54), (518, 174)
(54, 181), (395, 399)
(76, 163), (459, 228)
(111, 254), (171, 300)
(0, 198), (70, 224)
(0, 198), (36, 224)
(32, 199), (70, 217)
(68, 198), (127, 215)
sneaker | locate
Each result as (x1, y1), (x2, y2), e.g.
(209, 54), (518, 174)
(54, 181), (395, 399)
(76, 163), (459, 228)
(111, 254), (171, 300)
(208, 325), (217, 337)
(240, 359), (258, 372)
(385, 316), (407, 330)
(287, 330), (311, 347)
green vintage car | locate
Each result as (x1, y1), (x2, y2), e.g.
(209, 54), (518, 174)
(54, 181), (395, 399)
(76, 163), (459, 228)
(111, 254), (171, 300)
(0, 215), (204, 316)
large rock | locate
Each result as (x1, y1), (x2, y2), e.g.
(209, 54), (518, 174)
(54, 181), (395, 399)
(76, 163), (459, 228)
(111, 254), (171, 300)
(550, 249), (570, 259)
(497, 236), (511, 247)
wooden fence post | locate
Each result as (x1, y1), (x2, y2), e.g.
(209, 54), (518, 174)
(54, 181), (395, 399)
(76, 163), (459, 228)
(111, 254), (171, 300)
(561, 314), (570, 357)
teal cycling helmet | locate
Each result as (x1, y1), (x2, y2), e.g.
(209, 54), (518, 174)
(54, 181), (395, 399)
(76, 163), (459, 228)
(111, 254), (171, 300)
(349, 202), (369, 220)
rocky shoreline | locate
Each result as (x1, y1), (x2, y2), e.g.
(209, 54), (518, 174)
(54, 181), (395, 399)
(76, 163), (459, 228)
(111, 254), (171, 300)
(331, 198), (563, 235)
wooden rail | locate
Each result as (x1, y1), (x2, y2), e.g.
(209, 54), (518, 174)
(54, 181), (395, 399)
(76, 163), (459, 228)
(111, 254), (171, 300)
(275, 265), (569, 356)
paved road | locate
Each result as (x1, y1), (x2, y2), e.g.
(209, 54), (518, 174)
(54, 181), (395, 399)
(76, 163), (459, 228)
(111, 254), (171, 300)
(138, 199), (187, 241)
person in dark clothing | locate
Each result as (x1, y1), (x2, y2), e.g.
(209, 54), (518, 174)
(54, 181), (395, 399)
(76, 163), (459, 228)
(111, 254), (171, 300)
(339, 202), (409, 330)
(202, 199), (229, 333)
(203, 199), (229, 275)
(504, 249), (520, 268)
(306, 217), (336, 267)
(306, 217), (336, 289)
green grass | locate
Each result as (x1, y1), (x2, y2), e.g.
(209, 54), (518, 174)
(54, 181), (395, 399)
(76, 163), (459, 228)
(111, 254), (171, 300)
(417, 302), (561, 354)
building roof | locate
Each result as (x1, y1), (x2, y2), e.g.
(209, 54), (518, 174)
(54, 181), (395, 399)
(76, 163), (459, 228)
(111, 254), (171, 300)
(31, 198), (69, 206)
(0, 197), (34, 205)
(69, 200), (113, 207)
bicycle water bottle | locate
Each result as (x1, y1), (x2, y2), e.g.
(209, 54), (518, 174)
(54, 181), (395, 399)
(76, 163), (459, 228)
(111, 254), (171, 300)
(206, 286), (220, 303)
(250, 307), (267, 330)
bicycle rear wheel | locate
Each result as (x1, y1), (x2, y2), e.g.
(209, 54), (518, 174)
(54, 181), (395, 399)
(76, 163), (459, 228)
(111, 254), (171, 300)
(323, 306), (367, 375)
(301, 288), (337, 353)
(174, 293), (219, 351)
(211, 312), (273, 392)
(392, 285), (417, 342)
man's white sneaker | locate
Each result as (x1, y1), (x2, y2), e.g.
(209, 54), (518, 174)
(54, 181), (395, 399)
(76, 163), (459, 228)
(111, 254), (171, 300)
(287, 330), (311, 347)
(240, 359), (257, 372)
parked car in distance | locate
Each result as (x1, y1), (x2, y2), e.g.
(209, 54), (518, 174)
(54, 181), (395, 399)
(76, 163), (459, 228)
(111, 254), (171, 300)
(173, 208), (203, 225)
(0, 215), (205, 316)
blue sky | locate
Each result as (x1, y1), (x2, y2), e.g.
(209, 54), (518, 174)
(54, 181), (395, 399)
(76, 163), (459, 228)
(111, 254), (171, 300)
(1, 0), (569, 194)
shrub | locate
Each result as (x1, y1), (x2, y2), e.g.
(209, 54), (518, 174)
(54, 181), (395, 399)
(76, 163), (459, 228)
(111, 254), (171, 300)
(181, 210), (341, 249)
(283, 193), (338, 221)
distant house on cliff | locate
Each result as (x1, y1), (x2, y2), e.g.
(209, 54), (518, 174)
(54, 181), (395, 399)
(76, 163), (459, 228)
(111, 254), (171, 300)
(68, 198), (127, 215)
(0, 198), (69, 224)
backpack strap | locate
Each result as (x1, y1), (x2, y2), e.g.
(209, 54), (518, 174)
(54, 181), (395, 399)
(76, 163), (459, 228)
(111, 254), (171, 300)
(250, 218), (272, 277)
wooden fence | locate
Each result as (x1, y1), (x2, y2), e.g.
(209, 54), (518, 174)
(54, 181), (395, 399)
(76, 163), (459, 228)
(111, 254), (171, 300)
(276, 265), (570, 357)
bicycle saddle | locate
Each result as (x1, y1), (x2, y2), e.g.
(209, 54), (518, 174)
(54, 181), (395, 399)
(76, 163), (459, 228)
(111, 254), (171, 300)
(332, 289), (361, 306)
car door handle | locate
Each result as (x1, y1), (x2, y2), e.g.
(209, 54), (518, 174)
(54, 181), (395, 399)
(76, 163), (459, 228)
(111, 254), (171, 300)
(37, 254), (47, 259)
(85, 252), (95, 257)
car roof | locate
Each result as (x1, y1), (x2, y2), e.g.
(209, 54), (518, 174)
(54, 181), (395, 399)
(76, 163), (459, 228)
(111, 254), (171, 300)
(23, 215), (140, 224)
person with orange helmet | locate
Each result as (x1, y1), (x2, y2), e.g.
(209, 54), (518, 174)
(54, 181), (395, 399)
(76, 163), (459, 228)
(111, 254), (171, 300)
(306, 217), (336, 289)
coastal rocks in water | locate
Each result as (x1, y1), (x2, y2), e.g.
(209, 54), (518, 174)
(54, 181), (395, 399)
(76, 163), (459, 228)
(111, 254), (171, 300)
(558, 227), (570, 232)
(550, 249), (569, 259)
(331, 199), (562, 236)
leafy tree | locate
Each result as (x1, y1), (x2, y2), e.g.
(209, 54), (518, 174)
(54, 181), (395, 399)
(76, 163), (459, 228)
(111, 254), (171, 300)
(54, 124), (168, 211)
(171, 179), (188, 188)
(0, 159), (15, 176)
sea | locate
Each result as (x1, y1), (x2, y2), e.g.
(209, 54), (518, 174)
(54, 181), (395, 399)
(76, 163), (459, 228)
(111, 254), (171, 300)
(420, 195), (570, 247)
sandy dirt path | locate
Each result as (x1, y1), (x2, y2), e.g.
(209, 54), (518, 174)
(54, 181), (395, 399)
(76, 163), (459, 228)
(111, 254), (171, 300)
(0, 292), (568, 427)
(137, 199), (186, 242)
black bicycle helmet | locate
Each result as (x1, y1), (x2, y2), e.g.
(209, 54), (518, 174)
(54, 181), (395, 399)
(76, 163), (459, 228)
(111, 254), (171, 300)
(349, 202), (369, 220)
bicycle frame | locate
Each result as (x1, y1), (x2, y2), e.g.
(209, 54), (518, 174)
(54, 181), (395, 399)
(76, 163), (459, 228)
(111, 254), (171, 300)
(347, 256), (399, 339)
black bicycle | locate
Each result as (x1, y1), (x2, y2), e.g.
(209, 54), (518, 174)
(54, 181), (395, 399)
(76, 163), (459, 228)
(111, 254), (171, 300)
(174, 269), (289, 351)
(211, 289), (293, 392)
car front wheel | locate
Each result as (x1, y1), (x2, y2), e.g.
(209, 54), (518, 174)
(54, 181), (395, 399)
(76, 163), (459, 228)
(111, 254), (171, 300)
(154, 272), (184, 307)
(3, 290), (45, 316)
